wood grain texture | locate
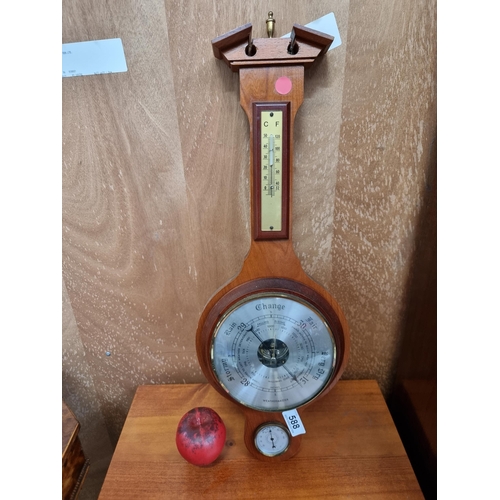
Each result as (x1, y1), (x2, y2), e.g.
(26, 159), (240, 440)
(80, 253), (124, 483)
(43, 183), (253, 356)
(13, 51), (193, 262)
(98, 381), (423, 499)
(63, 280), (115, 498)
(332, 0), (437, 390)
(62, 1), (436, 497)
(389, 137), (436, 497)
(63, 0), (204, 440)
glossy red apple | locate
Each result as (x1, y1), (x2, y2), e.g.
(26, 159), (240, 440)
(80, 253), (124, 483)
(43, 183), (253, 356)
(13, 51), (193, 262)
(175, 407), (226, 466)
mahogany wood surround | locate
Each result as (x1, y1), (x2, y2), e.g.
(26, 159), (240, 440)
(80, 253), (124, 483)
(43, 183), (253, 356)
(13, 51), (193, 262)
(196, 25), (350, 461)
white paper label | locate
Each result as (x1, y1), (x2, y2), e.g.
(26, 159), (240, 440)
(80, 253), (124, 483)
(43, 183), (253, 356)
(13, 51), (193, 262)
(62, 38), (128, 78)
(282, 12), (342, 51)
(282, 409), (306, 436)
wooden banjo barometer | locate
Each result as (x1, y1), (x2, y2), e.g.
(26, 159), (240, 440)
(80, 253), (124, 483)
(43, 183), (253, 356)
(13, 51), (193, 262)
(196, 13), (350, 462)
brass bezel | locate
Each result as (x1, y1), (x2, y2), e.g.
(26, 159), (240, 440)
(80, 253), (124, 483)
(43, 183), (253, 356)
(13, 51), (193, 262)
(210, 291), (337, 412)
(254, 422), (291, 457)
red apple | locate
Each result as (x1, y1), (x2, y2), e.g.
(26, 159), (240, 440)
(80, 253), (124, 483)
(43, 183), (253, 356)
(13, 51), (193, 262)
(175, 407), (226, 466)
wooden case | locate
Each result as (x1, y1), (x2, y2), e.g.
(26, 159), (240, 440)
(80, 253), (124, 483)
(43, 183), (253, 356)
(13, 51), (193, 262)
(63, 401), (89, 500)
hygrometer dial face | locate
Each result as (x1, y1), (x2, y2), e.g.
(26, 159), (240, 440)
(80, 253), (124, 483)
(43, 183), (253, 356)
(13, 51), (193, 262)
(210, 292), (337, 412)
(254, 423), (291, 457)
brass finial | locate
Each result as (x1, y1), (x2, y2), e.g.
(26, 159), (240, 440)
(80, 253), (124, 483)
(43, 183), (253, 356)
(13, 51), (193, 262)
(266, 11), (275, 38)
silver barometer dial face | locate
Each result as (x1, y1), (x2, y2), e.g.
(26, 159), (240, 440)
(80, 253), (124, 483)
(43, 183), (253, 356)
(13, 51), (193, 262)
(210, 293), (337, 412)
(254, 423), (290, 457)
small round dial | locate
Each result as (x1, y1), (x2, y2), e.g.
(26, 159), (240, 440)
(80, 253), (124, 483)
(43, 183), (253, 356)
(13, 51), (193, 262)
(210, 292), (337, 412)
(254, 423), (290, 457)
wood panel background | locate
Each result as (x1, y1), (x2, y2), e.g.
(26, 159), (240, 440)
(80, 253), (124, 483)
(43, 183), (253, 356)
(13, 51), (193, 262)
(62, 1), (436, 497)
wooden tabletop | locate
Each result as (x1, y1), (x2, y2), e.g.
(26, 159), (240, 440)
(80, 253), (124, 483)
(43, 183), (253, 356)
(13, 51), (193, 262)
(98, 381), (423, 499)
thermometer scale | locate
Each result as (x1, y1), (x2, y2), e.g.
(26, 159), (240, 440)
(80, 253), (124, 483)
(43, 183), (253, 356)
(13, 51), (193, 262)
(257, 105), (286, 236)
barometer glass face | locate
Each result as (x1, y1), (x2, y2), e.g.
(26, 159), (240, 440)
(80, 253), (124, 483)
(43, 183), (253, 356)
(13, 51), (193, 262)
(254, 423), (290, 457)
(210, 293), (337, 411)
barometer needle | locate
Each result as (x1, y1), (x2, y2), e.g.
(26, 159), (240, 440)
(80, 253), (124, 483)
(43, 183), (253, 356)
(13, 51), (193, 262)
(272, 326), (277, 361)
(246, 325), (264, 343)
(282, 365), (301, 386)
(269, 429), (276, 448)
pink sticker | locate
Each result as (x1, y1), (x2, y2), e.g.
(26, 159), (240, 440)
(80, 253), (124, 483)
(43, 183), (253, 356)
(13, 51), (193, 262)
(275, 76), (292, 95)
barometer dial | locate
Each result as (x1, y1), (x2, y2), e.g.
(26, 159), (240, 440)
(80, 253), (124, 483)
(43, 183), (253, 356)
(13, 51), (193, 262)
(211, 293), (336, 412)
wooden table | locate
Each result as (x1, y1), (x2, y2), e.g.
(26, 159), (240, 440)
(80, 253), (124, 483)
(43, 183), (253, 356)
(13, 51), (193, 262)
(99, 381), (423, 499)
